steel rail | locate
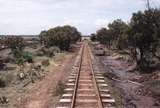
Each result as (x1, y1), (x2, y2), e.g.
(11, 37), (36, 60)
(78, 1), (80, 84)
(70, 42), (103, 108)
(87, 43), (103, 108)
(56, 42), (115, 108)
(70, 43), (85, 108)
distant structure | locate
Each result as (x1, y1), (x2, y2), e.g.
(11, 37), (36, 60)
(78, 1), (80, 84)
(82, 36), (90, 40)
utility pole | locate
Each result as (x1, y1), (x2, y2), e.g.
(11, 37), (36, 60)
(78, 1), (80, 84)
(147, 0), (150, 10)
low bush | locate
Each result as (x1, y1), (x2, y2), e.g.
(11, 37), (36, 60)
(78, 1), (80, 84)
(3, 56), (13, 63)
(50, 46), (61, 54)
(22, 51), (33, 63)
(47, 47), (61, 57)
(39, 46), (61, 57)
(4, 36), (25, 58)
(36, 51), (44, 56)
(14, 51), (33, 65)
(15, 57), (25, 65)
(54, 81), (65, 96)
(0, 74), (13, 88)
(46, 48), (55, 57)
(41, 59), (50, 66)
(0, 59), (6, 70)
(0, 76), (6, 88)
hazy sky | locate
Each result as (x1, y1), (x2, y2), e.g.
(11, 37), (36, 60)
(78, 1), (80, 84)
(0, 0), (160, 35)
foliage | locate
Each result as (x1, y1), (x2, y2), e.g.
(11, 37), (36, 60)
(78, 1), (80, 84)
(108, 19), (129, 49)
(96, 28), (109, 45)
(15, 57), (25, 65)
(129, 8), (160, 71)
(90, 33), (96, 41)
(92, 19), (129, 49)
(92, 8), (160, 72)
(0, 58), (6, 70)
(39, 25), (81, 51)
(39, 46), (60, 57)
(0, 76), (6, 88)
(39, 30), (48, 46)
(22, 51), (33, 63)
(3, 36), (31, 65)
(13, 51), (33, 65)
(4, 36), (25, 58)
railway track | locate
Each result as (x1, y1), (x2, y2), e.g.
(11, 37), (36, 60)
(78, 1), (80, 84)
(56, 42), (116, 108)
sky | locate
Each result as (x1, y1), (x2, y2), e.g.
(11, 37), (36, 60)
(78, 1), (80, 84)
(0, 0), (160, 35)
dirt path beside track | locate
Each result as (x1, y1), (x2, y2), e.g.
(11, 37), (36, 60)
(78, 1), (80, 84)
(17, 52), (77, 108)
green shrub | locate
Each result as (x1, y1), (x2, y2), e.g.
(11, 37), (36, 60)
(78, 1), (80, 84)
(22, 51), (33, 63)
(15, 57), (25, 65)
(4, 36), (25, 58)
(14, 52), (33, 65)
(0, 76), (6, 88)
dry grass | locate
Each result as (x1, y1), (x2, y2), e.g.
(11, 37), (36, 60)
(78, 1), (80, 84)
(145, 80), (160, 96)
(53, 53), (65, 62)
(53, 81), (65, 96)
(104, 77), (124, 108)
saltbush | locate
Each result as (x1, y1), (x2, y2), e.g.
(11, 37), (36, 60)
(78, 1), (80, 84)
(22, 51), (33, 63)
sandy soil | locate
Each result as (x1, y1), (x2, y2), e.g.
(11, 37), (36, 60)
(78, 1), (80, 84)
(16, 52), (77, 108)
(97, 55), (159, 108)
(0, 44), (80, 108)
(90, 43), (160, 108)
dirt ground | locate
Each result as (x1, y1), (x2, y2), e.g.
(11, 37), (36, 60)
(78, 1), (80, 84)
(18, 53), (76, 108)
(0, 44), (80, 108)
(94, 51), (160, 108)
(100, 57), (159, 108)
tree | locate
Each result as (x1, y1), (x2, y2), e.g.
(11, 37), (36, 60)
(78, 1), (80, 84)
(129, 8), (160, 71)
(93, 28), (112, 49)
(92, 9), (160, 72)
(108, 19), (129, 49)
(94, 19), (129, 49)
(39, 25), (81, 51)
(90, 33), (96, 41)
(63, 25), (81, 43)
(96, 28), (108, 44)
(39, 30), (48, 46)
